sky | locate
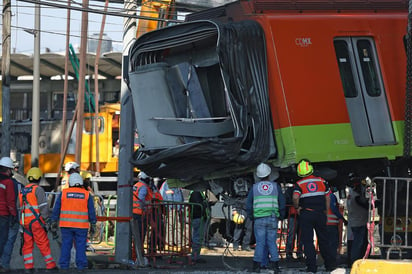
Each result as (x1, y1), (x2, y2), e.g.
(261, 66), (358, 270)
(4, 1), (229, 54)
(7, 1), (127, 54)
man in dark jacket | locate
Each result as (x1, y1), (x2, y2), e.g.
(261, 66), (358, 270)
(0, 157), (17, 273)
(1, 174), (24, 271)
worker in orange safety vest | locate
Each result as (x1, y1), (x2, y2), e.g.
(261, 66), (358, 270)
(18, 167), (58, 273)
(132, 172), (153, 244)
(51, 173), (96, 271)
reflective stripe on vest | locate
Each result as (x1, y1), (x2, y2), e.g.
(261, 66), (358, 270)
(252, 181), (279, 218)
(60, 187), (89, 229)
(19, 183), (41, 225)
(327, 211), (339, 225)
(297, 177), (328, 198)
(327, 216), (339, 225)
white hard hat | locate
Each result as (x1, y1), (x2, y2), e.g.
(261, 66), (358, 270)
(64, 162), (80, 172)
(256, 163), (271, 178)
(69, 173), (84, 187)
(138, 171), (149, 180)
(0, 157), (15, 169)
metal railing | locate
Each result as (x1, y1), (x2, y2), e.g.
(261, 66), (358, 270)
(137, 201), (204, 267)
(371, 177), (412, 259)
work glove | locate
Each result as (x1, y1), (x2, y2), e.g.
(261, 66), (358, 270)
(90, 223), (97, 235)
(50, 221), (58, 233)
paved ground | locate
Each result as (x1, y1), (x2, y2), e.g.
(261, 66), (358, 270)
(8, 236), (350, 274)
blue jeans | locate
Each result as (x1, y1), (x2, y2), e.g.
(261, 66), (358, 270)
(191, 218), (202, 260)
(350, 225), (367, 264)
(253, 216), (279, 263)
(59, 228), (88, 270)
(1, 220), (19, 268)
(0, 216), (10, 263)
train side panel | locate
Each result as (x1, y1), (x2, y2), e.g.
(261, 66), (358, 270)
(256, 12), (407, 166)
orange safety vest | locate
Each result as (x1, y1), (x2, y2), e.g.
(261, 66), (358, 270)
(19, 183), (43, 226)
(59, 187), (90, 229)
(132, 182), (152, 215)
(327, 206), (339, 226)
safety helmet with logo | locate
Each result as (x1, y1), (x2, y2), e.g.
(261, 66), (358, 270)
(27, 167), (43, 181)
(256, 163), (271, 178)
(297, 159), (314, 177)
(64, 162), (80, 172)
(0, 157), (14, 169)
(69, 173), (84, 187)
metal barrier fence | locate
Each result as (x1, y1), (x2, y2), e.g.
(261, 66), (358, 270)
(371, 177), (412, 259)
(137, 201), (199, 267)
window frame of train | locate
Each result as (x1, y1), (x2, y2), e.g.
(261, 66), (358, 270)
(334, 37), (395, 147)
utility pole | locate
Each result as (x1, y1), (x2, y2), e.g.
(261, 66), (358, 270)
(60, 0), (72, 171)
(1, 0), (11, 157)
(31, 1), (41, 167)
(93, 0), (110, 177)
(115, 0), (138, 265)
(75, 0), (89, 164)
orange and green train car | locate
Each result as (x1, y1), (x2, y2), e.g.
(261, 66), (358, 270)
(127, 0), (410, 189)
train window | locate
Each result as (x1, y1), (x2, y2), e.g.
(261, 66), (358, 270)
(334, 40), (357, 98)
(83, 116), (104, 134)
(356, 40), (381, 97)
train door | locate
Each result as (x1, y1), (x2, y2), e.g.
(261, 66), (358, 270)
(334, 37), (395, 146)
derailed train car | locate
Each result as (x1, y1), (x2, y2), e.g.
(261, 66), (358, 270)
(128, 0), (409, 188)
(127, 0), (412, 255)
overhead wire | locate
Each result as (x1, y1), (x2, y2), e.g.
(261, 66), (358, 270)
(9, 24), (122, 43)
(16, 0), (183, 23)
(8, 1), (124, 52)
(8, 9), (124, 37)
(11, 9), (124, 29)
(11, 0), (187, 52)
